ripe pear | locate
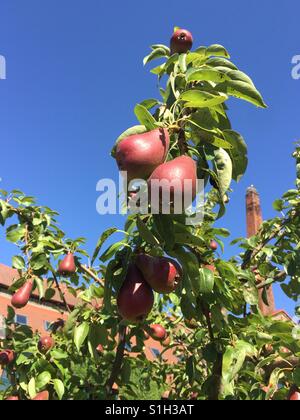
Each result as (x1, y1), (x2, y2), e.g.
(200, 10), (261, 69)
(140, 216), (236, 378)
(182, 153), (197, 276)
(289, 391), (300, 400)
(116, 128), (170, 181)
(170, 29), (193, 55)
(210, 240), (218, 251)
(96, 344), (104, 354)
(135, 254), (182, 294)
(0, 350), (15, 366)
(32, 391), (49, 401)
(148, 155), (197, 212)
(11, 281), (33, 309)
(117, 265), (154, 322)
(149, 324), (167, 341)
(5, 396), (19, 400)
(58, 253), (76, 276)
(204, 264), (216, 273)
(38, 336), (55, 354)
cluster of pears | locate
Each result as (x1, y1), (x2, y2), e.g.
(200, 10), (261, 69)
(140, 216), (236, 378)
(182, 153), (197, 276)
(117, 255), (182, 323)
(116, 128), (197, 210)
(115, 28), (195, 199)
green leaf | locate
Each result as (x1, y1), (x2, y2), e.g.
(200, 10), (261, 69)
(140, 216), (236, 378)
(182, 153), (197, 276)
(6, 225), (26, 243)
(180, 90), (228, 108)
(186, 356), (195, 386)
(223, 130), (248, 182)
(53, 379), (65, 400)
(28, 377), (36, 399)
(92, 228), (119, 265)
(199, 268), (215, 294)
(74, 322), (90, 352)
(134, 104), (159, 130)
(173, 247), (201, 297)
(143, 47), (168, 66)
(206, 44), (230, 58)
(140, 99), (160, 110)
(34, 277), (45, 299)
(227, 70), (255, 86)
(215, 80), (267, 108)
(153, 215), (175, 251)
(136, 216), (160, 247)
(36, 371), (51, 390)
(186, 67), (229, 83)
(213, 148), (233, 197)
(100, 241), (127, 263)
(243, 282), (259, 306)
(206, 57), (238, 70)
(12, 256), (25, 270)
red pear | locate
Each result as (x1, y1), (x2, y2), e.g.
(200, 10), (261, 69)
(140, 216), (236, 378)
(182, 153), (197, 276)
(58, 253), (76, 276)
(96, 344), (104, 354)
(0, 350), (15, 366)
(289, 391), (300, 401)
(210, 240), (218, 251)
(204, 264), (216, 273)
(149, 324), (167, 341)
(148, 155), (197, 212)
(38, 336), (55, 354)
(32, 391), (49, 401)
(5, 396), (19, 400)
(170, 29), (193, 55)
(135, 254), (182, 294)
(117, 265), (154, 323)
(116, 128), (170, 181)
(11, 281), (33, 309)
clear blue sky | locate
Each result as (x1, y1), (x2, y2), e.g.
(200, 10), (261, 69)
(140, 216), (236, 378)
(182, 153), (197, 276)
(0, 0), (299, 315)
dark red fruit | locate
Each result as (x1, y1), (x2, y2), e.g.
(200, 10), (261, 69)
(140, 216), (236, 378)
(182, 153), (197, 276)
(170, 29), (193, 55)
(117, 265), (154, 323)
(32, 391), (49, 401)
(0, 350), (15, 366)
(135, 254), (182, 294)
(149, 324), (167, 341)
(11, 281), (33, 309)
(58, 253), (76, 276)
(38, 336), (55, 354)
(96, 344), (104, 354)
(116, 128), (170, 181)
(148, 155), (197, 212)
(210, 240), (218, 251)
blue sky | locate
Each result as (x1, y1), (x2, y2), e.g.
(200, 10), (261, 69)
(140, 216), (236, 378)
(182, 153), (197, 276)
(0, 0), (299, 315)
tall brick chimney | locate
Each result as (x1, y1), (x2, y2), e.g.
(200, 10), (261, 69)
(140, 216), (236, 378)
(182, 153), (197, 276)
(246, 186), (275, 315)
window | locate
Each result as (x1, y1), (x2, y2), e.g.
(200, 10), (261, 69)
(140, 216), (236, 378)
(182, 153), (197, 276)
(151, 348), (160, 358)
(44, 321), (52, 332)
(15, 315), (28, 325)
(125, 343), (132, 352)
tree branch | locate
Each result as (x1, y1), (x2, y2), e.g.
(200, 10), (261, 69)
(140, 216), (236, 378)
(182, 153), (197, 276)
(50, 269), (71, 313)
(105, 324), (127, 398)
(79, 264), (104, 287)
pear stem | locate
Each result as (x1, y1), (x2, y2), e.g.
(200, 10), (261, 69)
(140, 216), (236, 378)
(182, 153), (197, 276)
(105, 324), (127, 398)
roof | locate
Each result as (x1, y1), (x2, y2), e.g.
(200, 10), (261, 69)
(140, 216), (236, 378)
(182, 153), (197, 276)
(0, 263), (78, 309)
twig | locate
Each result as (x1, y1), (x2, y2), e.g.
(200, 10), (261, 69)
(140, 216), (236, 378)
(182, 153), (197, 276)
(105, 324), (127, 398)
(256, 271), (286, 290)
(79, 264), (104, 287)
(51, 269), (71, 313)
(242, 218), (291, 270)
